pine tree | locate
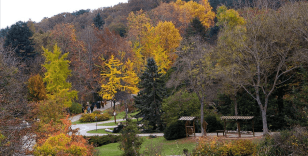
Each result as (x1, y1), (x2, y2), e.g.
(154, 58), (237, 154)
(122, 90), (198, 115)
(4, 21), (35, 58)
(93, 13), (104, 29)
(134, 58), (165, 131)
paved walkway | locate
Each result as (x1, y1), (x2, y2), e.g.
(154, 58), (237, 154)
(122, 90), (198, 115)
(69, 101), (270, 137)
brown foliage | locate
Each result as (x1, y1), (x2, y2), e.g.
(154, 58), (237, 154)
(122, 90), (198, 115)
(0, 43), (35, 155)
(27, 74), (47, 102)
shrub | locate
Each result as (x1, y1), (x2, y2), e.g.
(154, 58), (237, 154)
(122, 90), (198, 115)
(119, 119), (143, 156)
(69, 102), (82, 114)
(93, 110), (101, 114)
(204, 114), (223, 132)
(105, 108), (114, 116)
(257, 126), (308, 156)
(85, 135), (120, 147)
(79, 113), (111, 122)
(33, 117), (93, 156)
(164, 120), (186, 140)
(193, 137), (256, 156)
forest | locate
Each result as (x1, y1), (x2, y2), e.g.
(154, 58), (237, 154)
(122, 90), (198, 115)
(1, 0), (308, 155)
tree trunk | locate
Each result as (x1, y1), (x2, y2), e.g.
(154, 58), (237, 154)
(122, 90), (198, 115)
(197, 93), (205, 136)
(231, 95), (238, 116)
(261, 107), (268, 135)
(201, 100), (204, 136)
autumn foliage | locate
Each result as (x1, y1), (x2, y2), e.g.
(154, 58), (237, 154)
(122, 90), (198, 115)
(34, 116), (93, 156)
(193, 137), (256, 156)
(27, 74), (47, 102)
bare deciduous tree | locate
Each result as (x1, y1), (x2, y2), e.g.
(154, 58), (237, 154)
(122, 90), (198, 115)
(216, 1), (308, 135)
(168, 36), (220, 136)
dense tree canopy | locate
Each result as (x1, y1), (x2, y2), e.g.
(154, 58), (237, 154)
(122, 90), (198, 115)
(4, 21), (35, 58)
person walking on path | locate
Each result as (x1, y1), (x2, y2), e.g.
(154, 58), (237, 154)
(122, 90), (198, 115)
(90, 102), (95, 113)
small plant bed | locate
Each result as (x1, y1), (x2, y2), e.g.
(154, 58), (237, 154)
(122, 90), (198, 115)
(87, 128), (118, 134)
(98, 118), (138, 126)
(79, 113), (111, 123)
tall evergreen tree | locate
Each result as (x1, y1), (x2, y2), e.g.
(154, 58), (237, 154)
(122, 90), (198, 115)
(0, 26), (10, 38)
(93, 13), (104, 29)
(3, 21), (34, 58)
(134, 58), (165, 131)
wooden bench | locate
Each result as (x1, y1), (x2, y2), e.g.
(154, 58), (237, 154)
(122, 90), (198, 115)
(216, 130), (225, 136)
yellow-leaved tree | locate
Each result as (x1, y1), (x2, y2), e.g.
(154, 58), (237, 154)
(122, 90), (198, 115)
(174, 0), (216, 29)
(127, 11), (182, 74)
(39, 44), (78, 123)
(154, 21), (182, 66)
(122, 59), (140, 94)
(100, 55), (123, 101)
(42, 44), (78, 108)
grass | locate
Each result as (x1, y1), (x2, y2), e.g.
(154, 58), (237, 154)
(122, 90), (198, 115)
(105, 111), (139, 122)
(98, 118), (138, 126)
(95, 143), (123, 156)
(140, 137), (197, 155)
(95, 137), (197, 156)
(87, 128), (117, 134)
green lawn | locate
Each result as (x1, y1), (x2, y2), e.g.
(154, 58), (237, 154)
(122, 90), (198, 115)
(98, 118), (138, 126)
(87, 128), (117, 134)
(71, 120), (95, 124)
(104, 111), (139, 122)
(95, 137), (197, 156)
(95, 143), (123, 156)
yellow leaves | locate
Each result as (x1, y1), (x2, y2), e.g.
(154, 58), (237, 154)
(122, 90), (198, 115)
(42, 44), (78, 108)
(217, 5), (246, 28)
(122, 59), (140, 94)
(154, 21), (182, 57)
(140, 21), (181, 74)
(173, 0), (215, 29)
(34, 133), (90, 156)
(127, 10), (151, 42)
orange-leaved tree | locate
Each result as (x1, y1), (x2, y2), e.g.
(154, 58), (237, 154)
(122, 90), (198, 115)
(150, 0), (215, 34)
(27, 74), (47, 102)
(33, 116), (93, 156)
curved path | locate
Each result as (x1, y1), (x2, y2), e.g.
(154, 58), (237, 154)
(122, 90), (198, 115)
(69, 101), (266, 137)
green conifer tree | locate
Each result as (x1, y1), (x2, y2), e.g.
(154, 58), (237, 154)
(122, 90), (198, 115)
(4, 21), (35, 58)
(134, 58), (165, 131)
(93, 13), (104, 29)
